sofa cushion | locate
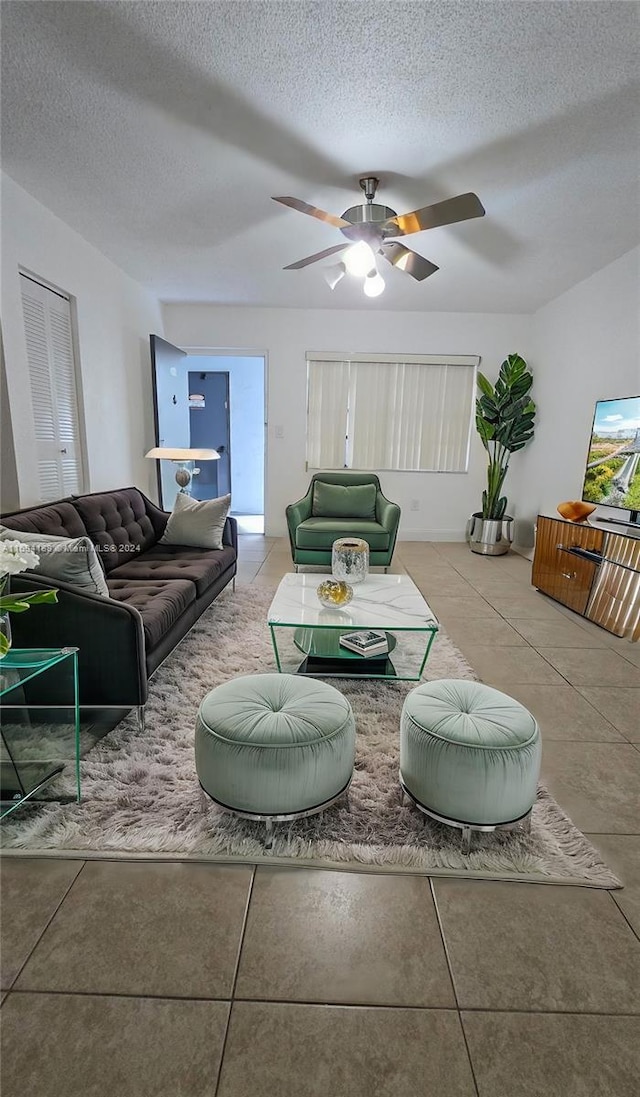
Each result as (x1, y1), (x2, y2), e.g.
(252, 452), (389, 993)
(107, 578), (196, 651)
(0, 501), (88, 540)
(109, 544), (236, 598)
(295, 518), (390, 551)
(73, 489), (158, 573)
(0, 526), (108, 596)
(160, 492), (232, 550)
(312, 481), (377, 520)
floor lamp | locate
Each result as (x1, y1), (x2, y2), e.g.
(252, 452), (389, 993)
(145, 447), (220, 495)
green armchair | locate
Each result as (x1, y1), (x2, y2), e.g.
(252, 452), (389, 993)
(286, 472), (401, 570)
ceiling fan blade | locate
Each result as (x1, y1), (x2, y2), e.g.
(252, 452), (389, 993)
(284, 243), (349, 270)
(272, 196), (350, 230)
(380, 243), (439, 281)
(386, 192), (485, 237)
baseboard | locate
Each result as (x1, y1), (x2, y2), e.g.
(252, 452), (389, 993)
(398, 529), (467, 542)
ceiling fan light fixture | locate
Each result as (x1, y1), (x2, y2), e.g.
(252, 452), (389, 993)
(343, 241), (376, 278)
(275, 181), (483, 286)
(364, 270), (385, 297)
(323, 262), (346, 290)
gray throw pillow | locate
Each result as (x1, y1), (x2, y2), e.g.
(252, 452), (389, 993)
(0, 526), (109, 596)
(160, 492), (231, 550)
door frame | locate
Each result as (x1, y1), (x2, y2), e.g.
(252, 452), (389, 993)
(182, 347), (268, 525)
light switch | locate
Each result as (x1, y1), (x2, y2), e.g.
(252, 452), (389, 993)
(274, 425), (284, 438)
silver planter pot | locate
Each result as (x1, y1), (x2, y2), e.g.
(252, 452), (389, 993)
(466, 513), (514, 556)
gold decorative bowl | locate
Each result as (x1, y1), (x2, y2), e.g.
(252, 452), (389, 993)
(557, 501), (597, 523)
(316, 579), (354, 608)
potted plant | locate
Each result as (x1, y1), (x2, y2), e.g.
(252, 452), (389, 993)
(467, 353), (536, 555)
(0, 540), (58, 657)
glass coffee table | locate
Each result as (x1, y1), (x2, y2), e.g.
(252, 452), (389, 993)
(268, 573), (439, 681)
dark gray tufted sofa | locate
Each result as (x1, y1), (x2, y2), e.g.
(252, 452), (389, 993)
(1, 487), (237, 718)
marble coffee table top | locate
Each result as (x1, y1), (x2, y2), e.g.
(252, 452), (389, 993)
(268, 573), (438, 632)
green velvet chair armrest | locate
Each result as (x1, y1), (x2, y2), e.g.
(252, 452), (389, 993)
(286, 487), (314, 556)
(376, 493), (401, 532)
(376, 492), (402, 565)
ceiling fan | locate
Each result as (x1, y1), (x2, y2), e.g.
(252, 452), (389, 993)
(272, 177), (485, 296)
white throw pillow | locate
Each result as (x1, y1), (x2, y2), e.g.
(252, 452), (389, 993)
(160, 493), (231, 550)
(0, 526), (109, 596)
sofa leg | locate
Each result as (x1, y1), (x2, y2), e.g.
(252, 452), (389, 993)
(264, 819), (275, 849)
(294, 564), (299, 573)
(137, 706), (145, 734)
(461, 826), (472, 852)
(232, 577), (236, 592)
(384, 566), (388, 573)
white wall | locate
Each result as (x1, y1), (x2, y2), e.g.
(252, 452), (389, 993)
(163, 305), (532, 538)
(512, 247), (640, 549)
(1, 174), (163, 506)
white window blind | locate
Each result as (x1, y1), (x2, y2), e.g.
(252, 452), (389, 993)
(306, 353), (478, 472)
(20, 274), (85, 501)
(306, 359), (350, 469)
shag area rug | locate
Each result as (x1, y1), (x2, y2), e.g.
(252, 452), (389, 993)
(1, 586), (620, 887)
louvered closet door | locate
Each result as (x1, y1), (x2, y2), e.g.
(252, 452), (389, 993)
(20, 274), (84, 500)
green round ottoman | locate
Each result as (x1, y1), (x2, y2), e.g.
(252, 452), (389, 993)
(195, 673), (356, 844)
(400, 679), (541, 846)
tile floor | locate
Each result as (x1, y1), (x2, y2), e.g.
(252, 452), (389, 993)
(1, 536), (639, 1096)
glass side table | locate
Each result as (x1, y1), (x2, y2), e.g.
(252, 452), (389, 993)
(0, 648), (80, 820)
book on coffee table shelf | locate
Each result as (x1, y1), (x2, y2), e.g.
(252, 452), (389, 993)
(339, 630), (389, 657)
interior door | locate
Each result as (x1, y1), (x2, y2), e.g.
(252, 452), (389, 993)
(150, 334), (187, 508)
(188, 371), (231, 499)
(21, 274), (86, 501)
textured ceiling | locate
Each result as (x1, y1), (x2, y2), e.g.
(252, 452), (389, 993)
(1, 1), (638, 312)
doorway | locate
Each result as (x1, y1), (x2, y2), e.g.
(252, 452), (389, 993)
(187, 371), (231, 500)
(150, 337), (265, 527)
(184, 353), (265, 530)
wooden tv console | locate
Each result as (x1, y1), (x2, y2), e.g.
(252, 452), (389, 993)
(532, 515), (640, 642)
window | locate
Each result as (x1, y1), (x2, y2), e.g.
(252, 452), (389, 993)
(20, 273), (86, 501)
(306, 353), (479, 472)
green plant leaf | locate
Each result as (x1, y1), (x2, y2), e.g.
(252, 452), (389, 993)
(509, 375), (533, 399)
(23, 589), (58, 605)
(475, 416), (494, 448)
(0, 589), (58, 613)
(0, 633), (9, 656)
(476, 372), (494, 399)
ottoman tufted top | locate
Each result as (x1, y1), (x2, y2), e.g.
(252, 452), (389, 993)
(403, 679), (538, 749)
(198, 673), (353, 748)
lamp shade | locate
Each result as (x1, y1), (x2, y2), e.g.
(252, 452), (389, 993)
(145, 447), (220, 460)
(363, 271), (385, 297)
(323, 262), (346, 290)
(343, 241), (376, 277)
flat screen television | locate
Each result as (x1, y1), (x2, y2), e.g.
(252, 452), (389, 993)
(581, 395), (640, 528)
